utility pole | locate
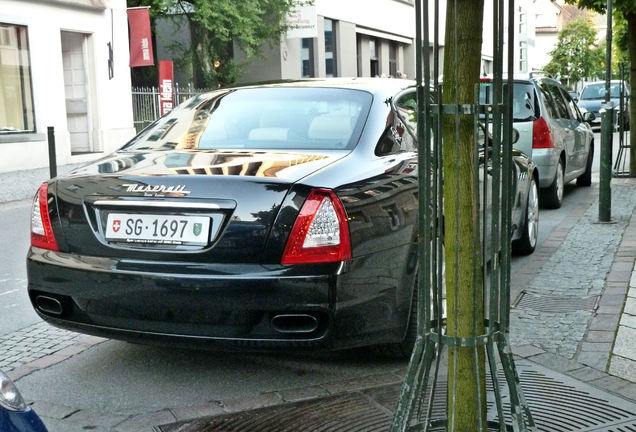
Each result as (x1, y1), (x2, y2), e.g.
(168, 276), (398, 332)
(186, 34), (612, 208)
(599, 0), (613, 222)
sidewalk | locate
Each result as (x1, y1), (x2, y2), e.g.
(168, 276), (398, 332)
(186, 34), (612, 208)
(2, 173), (636, 431)
(0, 163), (82, 204)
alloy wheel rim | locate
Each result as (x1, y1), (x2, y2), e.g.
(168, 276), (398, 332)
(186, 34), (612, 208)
(527, 179), (539, 247)
(556, 162), (564, 202)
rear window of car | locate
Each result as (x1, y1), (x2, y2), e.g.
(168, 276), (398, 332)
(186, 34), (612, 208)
(479, 81), (537, 122)
(123, 87), (373, 152)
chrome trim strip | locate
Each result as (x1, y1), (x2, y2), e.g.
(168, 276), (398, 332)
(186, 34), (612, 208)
(93, 200), (221, 210)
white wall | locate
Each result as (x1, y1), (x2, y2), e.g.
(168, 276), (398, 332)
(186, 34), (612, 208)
(0, 0), (135, 174)
(317, 0), (416, 40)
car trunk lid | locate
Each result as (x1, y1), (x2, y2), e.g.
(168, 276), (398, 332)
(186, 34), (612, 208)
(52, 149), (346, 263)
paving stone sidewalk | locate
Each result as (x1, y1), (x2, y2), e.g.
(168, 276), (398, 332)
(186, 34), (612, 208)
(510, 183), (636, 361)
(608, 262), (636, 381)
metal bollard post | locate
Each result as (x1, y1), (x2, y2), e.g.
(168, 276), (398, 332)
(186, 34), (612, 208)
(47, 126), (57, 179)
(599, 102), (614, 222)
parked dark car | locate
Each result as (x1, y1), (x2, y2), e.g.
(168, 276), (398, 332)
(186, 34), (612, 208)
(481, 75), (594, 209)
(0, 369), (48, 432)
(577, 80), (630, 131)
(27, 79), (537, 359)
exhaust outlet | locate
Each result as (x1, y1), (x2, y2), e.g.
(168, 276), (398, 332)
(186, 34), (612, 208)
(36, 295), (63, 316)
(271, 314), (319, 334)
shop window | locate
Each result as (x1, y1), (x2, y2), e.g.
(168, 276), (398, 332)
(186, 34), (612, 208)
(389, 41), (397, 78)
(301, 38), (314, 78)
(0, 23), (35, 133)
(324, 18), (337, 77)
(369, 38), (378, 77)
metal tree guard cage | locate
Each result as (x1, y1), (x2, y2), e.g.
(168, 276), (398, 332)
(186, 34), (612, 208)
(613, 63), (630, 177)
(391, 0), (535, 430)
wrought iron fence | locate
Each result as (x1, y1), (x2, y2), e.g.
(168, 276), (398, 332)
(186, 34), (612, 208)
(131, 84), (210, 133)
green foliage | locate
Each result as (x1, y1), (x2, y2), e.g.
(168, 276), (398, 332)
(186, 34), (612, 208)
(544, 18), (599, 83)
(563, 0), (635, 75)
(127, 0), (309, 87)
(564, 0), (636, 13)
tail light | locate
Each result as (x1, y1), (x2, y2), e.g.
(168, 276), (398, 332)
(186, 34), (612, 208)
(532, 117), (554, 149)
(31, 183), (59, 251)
(281, 189), (351, 264)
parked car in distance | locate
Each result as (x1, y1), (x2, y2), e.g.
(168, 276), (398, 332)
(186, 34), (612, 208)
(568, 90), (578, 102)
(577, 80), (631, 131)
(481, 75), (595, 209)
(27, 78), (537, 360)
(0, 369), (48, 432)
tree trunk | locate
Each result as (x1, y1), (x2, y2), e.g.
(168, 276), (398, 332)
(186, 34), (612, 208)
(442, 1), (487, 431)
(627, 12), (636, 176)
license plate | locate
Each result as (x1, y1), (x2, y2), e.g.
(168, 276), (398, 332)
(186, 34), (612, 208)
(105, 213), (210, 245)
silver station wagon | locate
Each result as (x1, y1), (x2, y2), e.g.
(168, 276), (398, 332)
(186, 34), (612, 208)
(481, 75), (595, 209)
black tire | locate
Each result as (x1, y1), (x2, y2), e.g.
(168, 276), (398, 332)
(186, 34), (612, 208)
(577, 143), (593, 187)
(512, 176), (538, 255)
(374, 283), (417, 359)
(541, 159), (564, 209)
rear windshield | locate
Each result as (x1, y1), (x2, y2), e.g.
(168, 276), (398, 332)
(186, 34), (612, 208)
(123, 87), (373, 152)
(580, 82), (623, 100)
(479, 82), (538, 122)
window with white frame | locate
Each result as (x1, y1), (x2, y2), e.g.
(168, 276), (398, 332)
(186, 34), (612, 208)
(519, 7), (527, 35)
(0, 23), (35, 133)
(519, 40), (528, 72)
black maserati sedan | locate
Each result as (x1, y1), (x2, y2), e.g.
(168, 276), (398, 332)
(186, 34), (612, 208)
(27, 78), (538, 358)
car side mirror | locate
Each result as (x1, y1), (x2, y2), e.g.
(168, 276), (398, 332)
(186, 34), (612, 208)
(583, 111), (596, 123)
(512, 128), (519, 144)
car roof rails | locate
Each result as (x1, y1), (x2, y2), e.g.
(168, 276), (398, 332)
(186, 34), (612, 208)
(529, 70), (555, 79)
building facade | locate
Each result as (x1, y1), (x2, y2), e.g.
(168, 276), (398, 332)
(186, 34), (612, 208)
(236, 0), (536, 85)
(0, 0), (135, 174)
(235, 0), (417, 83)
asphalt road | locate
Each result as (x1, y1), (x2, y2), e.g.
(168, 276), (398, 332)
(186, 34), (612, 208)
(0, 199), (40, 336)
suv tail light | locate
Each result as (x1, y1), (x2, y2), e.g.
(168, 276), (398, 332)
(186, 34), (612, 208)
(31, 183), (59, 251)
(281, 189), (351, 264)
(532, 117), (554, 149)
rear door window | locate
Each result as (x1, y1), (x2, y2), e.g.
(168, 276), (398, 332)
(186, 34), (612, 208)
(540, 83), (571, 120)
(376, 89), (418, 155)
(558, 87), (583, 122)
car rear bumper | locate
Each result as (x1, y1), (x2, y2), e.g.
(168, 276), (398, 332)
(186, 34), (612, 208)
(531, 148), (558, 188)
(27, 247), (412, 351)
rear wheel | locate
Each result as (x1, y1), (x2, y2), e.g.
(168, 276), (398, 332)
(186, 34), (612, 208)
(577, 144), (593, 187)
(541, 159), (564, 209)
(513, 176), (538, 255)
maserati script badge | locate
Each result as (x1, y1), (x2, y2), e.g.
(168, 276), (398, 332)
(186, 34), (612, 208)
(121, 184), (192, 196)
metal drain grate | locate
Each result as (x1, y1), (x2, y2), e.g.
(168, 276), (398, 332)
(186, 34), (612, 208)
(605, 423), (636, 432)
(513, 291), (599, 313)
(160, 393), (393, 432)
(157, 361), (636, 432)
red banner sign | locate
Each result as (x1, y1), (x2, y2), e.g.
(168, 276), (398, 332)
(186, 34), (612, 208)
(127, 7), (154, 67)
(159, 60), (174, 117)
